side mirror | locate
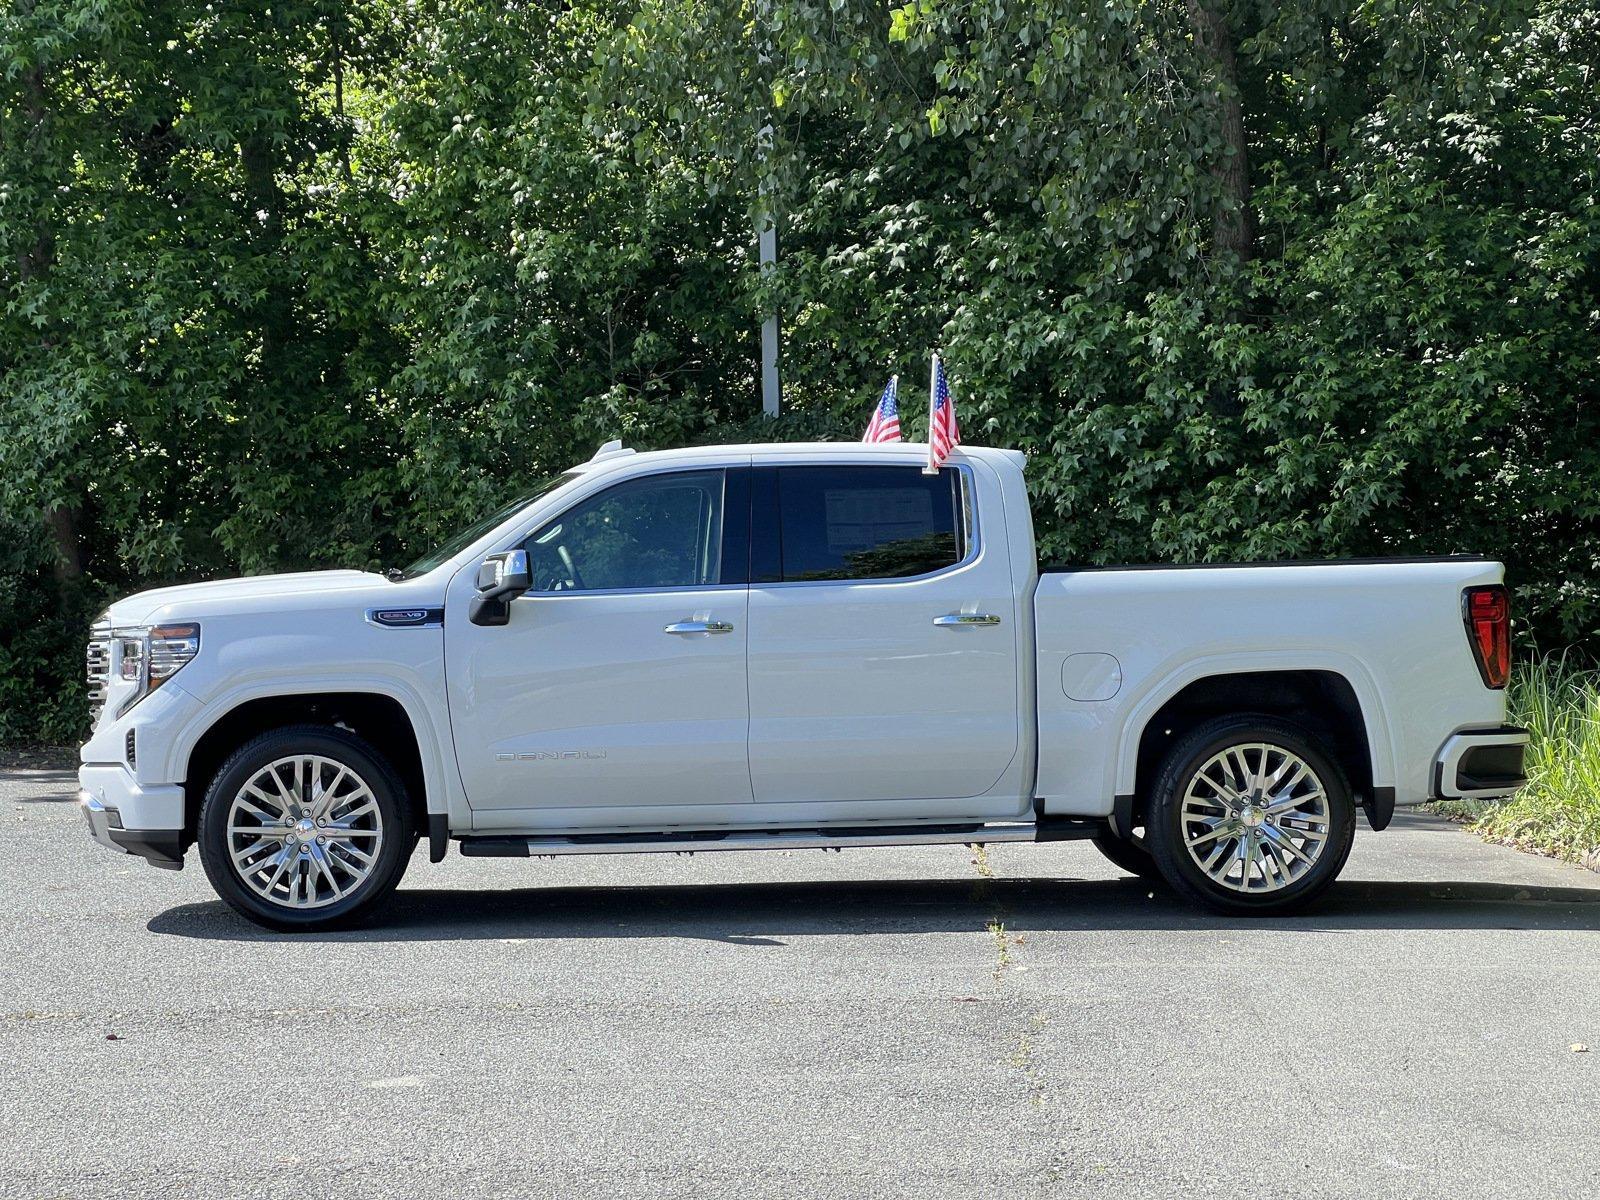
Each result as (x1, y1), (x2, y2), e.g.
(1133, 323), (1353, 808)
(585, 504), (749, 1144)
(476, 549), (531, 596)
(469, 550), (531, 627)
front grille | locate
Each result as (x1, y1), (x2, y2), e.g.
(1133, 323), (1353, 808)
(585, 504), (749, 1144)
(86, 622), (112, 722)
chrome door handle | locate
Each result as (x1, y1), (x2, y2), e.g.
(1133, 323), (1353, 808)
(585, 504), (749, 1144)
(933, 613), (1002, 628)
(664, 620), (735, 635)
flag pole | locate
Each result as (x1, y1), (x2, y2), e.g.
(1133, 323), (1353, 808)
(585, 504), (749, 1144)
(923, 352), (940, 474)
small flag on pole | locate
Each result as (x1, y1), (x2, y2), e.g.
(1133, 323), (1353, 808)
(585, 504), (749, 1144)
(862, 375), (902, 443)
(925, 352), (961, 473)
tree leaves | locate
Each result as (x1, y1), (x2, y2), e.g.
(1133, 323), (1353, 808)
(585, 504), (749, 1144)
(2, 0), (1598, 744)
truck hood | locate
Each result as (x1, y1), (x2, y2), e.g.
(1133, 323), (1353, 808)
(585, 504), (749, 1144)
(101, 570), (400, 626)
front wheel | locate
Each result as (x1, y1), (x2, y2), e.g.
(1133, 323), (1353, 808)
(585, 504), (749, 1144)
(1144, 716), (1356, 916)
(198, 725), (415, 931)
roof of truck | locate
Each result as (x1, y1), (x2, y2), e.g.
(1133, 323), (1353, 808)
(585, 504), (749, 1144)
(575, 439), (1024, 472)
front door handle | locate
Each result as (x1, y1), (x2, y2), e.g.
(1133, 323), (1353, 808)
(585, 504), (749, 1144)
(933, 613), (1002, 628)
(665, 620), (735, 635)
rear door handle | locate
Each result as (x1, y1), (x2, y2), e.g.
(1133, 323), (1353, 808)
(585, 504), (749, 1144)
(933, 613), (1001, 628)
(665, 620), (735, 635)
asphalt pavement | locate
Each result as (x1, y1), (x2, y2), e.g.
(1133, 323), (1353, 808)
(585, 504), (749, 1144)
(3, 767), (1598, 1199)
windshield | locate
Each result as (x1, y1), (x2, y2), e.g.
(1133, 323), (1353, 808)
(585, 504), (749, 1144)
(395, 472), (580, 580)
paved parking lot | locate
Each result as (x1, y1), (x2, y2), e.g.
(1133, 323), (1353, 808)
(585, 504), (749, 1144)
(3, 767), (1598, 1199)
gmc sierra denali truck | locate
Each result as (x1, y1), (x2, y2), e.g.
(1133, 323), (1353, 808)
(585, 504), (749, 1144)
(79, 441), (1528, 930)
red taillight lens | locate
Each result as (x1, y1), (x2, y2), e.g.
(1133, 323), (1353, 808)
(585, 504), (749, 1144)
(1463, 585), (1510, 689)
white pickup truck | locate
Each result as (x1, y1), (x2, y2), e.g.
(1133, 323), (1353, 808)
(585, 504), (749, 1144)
(79, 441), (1528, 929)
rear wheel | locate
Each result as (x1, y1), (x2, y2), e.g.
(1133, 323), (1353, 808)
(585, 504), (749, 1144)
(1144, 715), (1355, 915)
(198, 725), (414, 931)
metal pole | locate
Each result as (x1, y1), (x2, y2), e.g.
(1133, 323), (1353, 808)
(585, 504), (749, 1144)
(759, 219), (779, 418)
(756, 1), (780, 419)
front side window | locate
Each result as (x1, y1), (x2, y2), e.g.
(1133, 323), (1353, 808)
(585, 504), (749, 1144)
(523, 469), (726, 592)
(776, 466), (967, 582)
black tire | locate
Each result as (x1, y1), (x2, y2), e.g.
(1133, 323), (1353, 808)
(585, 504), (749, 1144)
(1144, 715), (1356, 916)
(1091, 827), (1161, 880)
(198, 724), (415, 932)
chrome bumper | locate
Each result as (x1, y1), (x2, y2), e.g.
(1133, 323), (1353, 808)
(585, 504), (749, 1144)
(77, 772), (186, 870)
(80, 790), (121, 849)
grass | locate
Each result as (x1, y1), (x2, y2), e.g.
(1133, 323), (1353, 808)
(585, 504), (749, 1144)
(987, 919), (1012, 977)
(1440, 653), (1600, 868)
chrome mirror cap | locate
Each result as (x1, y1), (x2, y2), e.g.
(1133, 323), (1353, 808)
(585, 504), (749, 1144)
(477, 549), (530, 596)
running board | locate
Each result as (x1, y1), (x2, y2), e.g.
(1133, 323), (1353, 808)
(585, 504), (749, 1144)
(457, 819), (1100, 859)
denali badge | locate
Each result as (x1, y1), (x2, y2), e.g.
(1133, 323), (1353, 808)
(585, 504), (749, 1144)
(496, 750), (609, 761)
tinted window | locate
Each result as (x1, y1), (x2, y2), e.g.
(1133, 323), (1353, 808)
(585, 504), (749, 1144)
(523, 470), (725, 592)
(776, 466), (966, 582)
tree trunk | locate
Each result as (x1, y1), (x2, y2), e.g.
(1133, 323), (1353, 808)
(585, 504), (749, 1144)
(46, 506), (83, 581)
(17, 58), (55, 284)
(240, 133), (292, 359)
(15, 19), (80, 578)
(1187, 1), (1255, 262)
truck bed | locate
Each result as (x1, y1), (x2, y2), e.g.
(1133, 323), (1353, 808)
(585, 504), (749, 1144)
(1029, 555), (1507, 816)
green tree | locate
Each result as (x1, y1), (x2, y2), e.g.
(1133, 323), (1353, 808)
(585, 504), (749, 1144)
(599, 0), (1600, 631)
(368, 0), (760, 550)
(2, 0), (1597, 746)
(0, 1), (403, 739)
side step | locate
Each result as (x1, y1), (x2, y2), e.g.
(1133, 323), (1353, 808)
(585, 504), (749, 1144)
(458, 818), (1100, 858)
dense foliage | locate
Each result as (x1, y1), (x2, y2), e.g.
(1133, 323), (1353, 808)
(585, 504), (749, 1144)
(3, 0), (1597, 744)
(1445, 651), (1600, 865)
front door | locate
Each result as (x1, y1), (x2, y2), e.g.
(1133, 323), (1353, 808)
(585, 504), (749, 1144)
(745, 461), (1023, 812)
(446, 467), (753, 823)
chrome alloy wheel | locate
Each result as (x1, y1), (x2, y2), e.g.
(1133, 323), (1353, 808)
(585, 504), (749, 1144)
(1179, 742), (1330, 894)
(225, 755), (385, 909)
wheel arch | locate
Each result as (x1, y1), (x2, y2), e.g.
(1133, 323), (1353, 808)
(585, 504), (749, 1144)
(176, 688), (443, 853)
(1116, 659), (1394, 829)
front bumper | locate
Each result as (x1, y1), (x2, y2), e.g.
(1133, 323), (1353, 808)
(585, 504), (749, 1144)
(78, 764), (186, 870)
(1433, 726), (1530, 800)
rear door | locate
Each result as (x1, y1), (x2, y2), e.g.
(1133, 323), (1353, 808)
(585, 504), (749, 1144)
(744, 458), (1024, 814)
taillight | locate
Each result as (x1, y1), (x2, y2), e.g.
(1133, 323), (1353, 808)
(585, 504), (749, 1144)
(1463, 585), (1510, 689)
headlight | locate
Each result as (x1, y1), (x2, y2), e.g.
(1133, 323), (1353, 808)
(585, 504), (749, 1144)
(113, 622), (200, 715)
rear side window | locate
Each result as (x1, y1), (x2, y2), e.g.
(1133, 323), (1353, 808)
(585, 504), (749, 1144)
(775, 466), (967, 582)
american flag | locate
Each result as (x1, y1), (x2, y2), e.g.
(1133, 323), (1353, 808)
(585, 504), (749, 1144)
(925, 352), (961, 472)
(861, 375), (901, 443)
